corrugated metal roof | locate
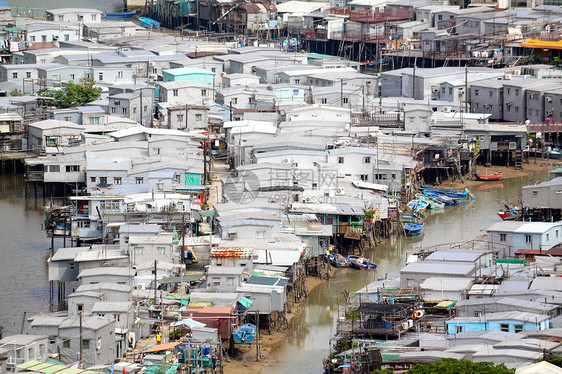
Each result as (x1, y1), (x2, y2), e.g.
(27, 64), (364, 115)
(247, 275), (289, 287)
(210, 247), (253, 258)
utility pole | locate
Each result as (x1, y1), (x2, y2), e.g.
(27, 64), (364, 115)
(464, 65), (468, 114)
(153, 260), (157, 304)
(412, 58), (416, 99)
(79, 311), (83, 368)
(340, 79), (343, 107)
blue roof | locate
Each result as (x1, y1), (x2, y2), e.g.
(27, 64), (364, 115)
(163, 67), (216, 76)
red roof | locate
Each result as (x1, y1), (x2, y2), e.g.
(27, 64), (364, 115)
(27, 42), (57, 50)
(210, 247), (253, 258)
(515, 247), (562, 256)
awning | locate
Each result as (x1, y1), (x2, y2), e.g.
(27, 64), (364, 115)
(143, 341), (181, 353)
(16, 361), (99, 374)
(173, 318), (206, 328)
(238, 296), (253, 308)
(435, 300), (457, 309)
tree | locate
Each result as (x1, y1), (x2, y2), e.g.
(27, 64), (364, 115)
(404, 359), (513, 374)
(542, 354), (562, 368)
(41, 77), (101, 109)
(9, 88), (23, 97)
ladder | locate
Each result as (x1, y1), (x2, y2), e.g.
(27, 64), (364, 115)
(515, 149), (523, 170)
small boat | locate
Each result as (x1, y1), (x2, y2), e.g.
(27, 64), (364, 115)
(406, 200), (429, 213)
(104, 10), (136, 18)
(139, 17), (160, 29)
(419, 186), (473, 200)
(401, 210), (425, 222)
(404, 222), (424, 236)
(547, 149), (562, 159)
(423, 191), (459, 205)
(475, 170), (504, 181)
(415, 194), (444, 209)
(347, 255), (377, 270)
(232, 323), (256, 344)
(497, 206), (521, 221)
(329, 253), (349, 268)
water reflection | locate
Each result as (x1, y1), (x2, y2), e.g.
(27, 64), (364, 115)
(267, 171), (549, 373)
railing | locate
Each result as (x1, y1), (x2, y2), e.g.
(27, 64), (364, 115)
(350, 9), (410, 22)
(26, 170), (44, 181)
(337, 318), (408, 335)
(527, 122), (562, 133)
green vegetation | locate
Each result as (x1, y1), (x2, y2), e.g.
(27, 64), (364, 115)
(371, 359), (514, 374)
(542, 354), (562, 368)
(39, 78), (101, 108)
(169, 329), (182, 341)
(9, 88), (23, 97)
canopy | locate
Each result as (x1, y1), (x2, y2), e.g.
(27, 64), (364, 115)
(172, 318), (206, 328)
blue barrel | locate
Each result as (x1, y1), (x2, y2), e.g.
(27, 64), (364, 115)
(384, 322), (391, 328)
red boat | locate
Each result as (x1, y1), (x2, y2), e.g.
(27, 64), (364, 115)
(475, 171), (504, 181)
(497, 207), (521, 221)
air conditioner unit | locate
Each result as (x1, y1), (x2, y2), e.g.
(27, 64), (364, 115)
(442, 106), (451, 113)
(504, 73), (512, 80)
(136, 284), (146, 290)
(96, 339), (102, 350)
(484, 104), (491, 109)
(148, 61), (155, 67)
(547, 110), (553, 115)
(228, 232), (237, 238)
(252, 66), (257, 72)
(546, 97), (552, 102)
(431, 86), (438, 93)
(506, 101), (512, 106)
(335, 187), (345, 195)
(282, 158), (291, 164)
(304, 197), (313, 203)
(509, 142), (516, 150)
(513, 70), (521, 75)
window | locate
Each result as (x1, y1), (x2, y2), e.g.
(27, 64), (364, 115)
(500, 323), (509, 332)
(177, 114), (184, 123)
(525, 235), (532, 243)
(248, 97), (255, 104)
(91, 177), (96, 183)
(211, 68), (216, 72)
(360, 174), (368, 181)
(293, 89), (299, 96)
(68, 137), (78, 146)
(63, 339), (71, 348)
(135, 247), (143, 255)
(69, 262), (75, 270)
(456, 326), (463, 333)
(30, 36), (35, 42)
(157, 247), (165, 255)
(438, 15), (443, 20)
(42, 35), (47, 42)
(449, 88), (453, 95)
(515, 89), (519, 96)
(114, 177), (122, 185)
(122, 108), (127, 114)
(201, 89), (207, 96)
(98, 72), (103, 81)
(213, 279), (221, 286)
(111, 107), (116, 114)
(338, 157), (344, 164)
(118, 71), (123, 78)
(144, 105), (148, 112)
(295, 79), (300, 84)
(65, 116), (72, 122)
(82, 340), (90, 349)
(557, 230), (559, 238)
(177, 148), (184, 155)
(256, 230), (265, 239)
(66, 165), (80, 172)
(77, 304), (83, 312)
(320, 98), (327, 104)
(153, 148), (161, 155)
(195, 114), (202, 122)
(48, 165), (60, 173)
(375, 174), (387, 180)
(91, 14), (97, 21)
(500, 233), (506, 242)
(363, 157), (371, 164)
(507, 88), (511, 95)
(474, 89), (479, 96)
(173, 89), (178, 97)
(89, 117), (100, 125)
(26, 72), (31, 78)
(515, 106), (519, 113)
(64, 34), (70, 41)
(99, 177), (107, 185)
(546, 233), (549, 241)
(514, 324), (523, 333)
(489, 90), (493, 98)
(136, 177), (143, 184)
(343, 97), (349, 104)
(406, 279), (414, 287)
(232, 97), (238, 104)
(227, 277), (235, 286)
(12, 72), (17, 79)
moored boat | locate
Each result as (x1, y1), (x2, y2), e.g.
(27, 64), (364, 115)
(104, 10), (136, 18)
(347, 255), (377, 270)
(404, 222), (424, 236)
(329, 253), (350, 267)
(232, 323), (256, 344)
(139, 17), (160, 29)
(419, 186), (474, 200)
(415, 194), (445, 209)
(475, 171), (504, 181)
(406, 199), (429, 213)
(423, 190), (459, 205)
(497, 206), (521, 221)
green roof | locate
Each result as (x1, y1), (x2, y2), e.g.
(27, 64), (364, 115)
(436, 300), (457, 309)
(6, 27), (23, 31)
(238, 296), (253, 308)
(247, 275), (289, 287)
(161, 273), (204, 284)
(307, 53), (343, 60)
(496, 258), (528, 265)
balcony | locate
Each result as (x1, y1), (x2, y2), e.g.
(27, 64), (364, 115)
(349, 9), (410, 23)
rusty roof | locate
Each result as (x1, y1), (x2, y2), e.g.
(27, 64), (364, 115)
(210, 247), (253, 258)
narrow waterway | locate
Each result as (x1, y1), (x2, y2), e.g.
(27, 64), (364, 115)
(266, 170), (549, 373)
(0, 174), (51, 336)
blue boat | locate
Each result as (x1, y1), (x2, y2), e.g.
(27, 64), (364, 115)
(232, 323), (256, 344)
(139, 17), (160, 29)
(404, 222), (424, 236)
(347, 255), (377, 270)
(419, 186), (473, 200)
(546, 149), (562, 159)
(422, 191), (459, 205)
(329, 253), (349, 267)
(104, 11), (136, 18)
(406, 199), (429, 213)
